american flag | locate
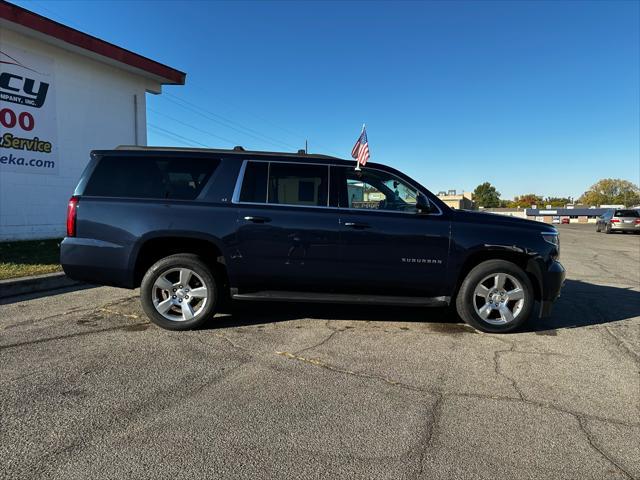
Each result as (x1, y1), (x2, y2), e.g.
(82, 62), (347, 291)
(351, 126), (370, 167)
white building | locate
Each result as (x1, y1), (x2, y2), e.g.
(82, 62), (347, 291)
(0, 2), (185, 240)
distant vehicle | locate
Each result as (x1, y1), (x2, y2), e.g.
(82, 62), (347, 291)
(596, 209), (640, 234)
(60, 146), (565, 333)
(552, 216), (560, 224)
(561, 218), (570, 224)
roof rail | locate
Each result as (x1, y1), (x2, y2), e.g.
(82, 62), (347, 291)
(112, 145), (343, 161)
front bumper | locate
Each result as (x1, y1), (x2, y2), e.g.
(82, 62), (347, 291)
(540, 260), (565, 317)
(527, 258), (566, 318)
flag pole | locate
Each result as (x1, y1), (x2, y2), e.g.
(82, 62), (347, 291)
(354, 123), (365, 171)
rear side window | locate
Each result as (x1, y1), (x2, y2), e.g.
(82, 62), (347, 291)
(614, 210), (639, 217)
(268, 163), (329, 207)
(237, 161), (329, 207)
(84, 156), (218, 200)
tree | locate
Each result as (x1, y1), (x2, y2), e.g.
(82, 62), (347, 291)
(473, 182), (501, 208)
(543, 197), (572, 207)
(512, 194), (543, 208)
(578, 179), (640, 207)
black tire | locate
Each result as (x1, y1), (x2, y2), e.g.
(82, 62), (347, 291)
(455, 259), (534, 333)
(140, 254), (218, 330)
(596, 224), (601, 233)
(605, 224), (612, 234)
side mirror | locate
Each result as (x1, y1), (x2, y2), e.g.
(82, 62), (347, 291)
(416, 193), (431, 214)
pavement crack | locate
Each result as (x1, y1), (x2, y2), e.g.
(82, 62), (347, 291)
(603, 325), (639, 363)
(1, 305), (92, 330)
(294, 328), (340, 355)
(96, 307), (140, 319)
(412, 392), (444, 479)
(275, 349), (639, 431)
(213, 332), (250, 352)
(275, 350), (424, 392)
(2, 296), (139, 331)
(493, 343), (525, 401)
(187, 362), (245, 398)
(445, 391), (639, 429)
(0, 323), (149, 350)
(274, 348), (446, 480)
(576, 416), (634, 479)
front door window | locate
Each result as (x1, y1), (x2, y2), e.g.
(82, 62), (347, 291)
(344, 169), (418, 213)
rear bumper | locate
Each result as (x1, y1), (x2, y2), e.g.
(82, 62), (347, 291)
(611, 223), (640, 231)
(60, 237), (134, 288)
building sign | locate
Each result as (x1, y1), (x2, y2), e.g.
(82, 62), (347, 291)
(0, 45), (58, 175)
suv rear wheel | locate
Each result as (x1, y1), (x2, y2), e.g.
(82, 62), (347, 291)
(140, 254), (218, 330)
(456, 259), (534, 333)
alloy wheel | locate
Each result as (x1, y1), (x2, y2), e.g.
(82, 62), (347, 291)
(151, 268), (209, 321)
(473, 272), (525, 325)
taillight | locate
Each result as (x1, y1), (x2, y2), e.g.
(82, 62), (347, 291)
(610, 218), (620, 223)
(67, 196), (79, 237)
(635, 219), (640, 224)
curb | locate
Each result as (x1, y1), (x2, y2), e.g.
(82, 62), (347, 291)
(0, 272), (83, 299)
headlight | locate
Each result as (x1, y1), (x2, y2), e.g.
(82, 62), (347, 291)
(542, 231), (560, 257)
(542, 231), (559, 246)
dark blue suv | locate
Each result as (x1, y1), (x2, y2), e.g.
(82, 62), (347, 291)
(61, 146), (565, 333)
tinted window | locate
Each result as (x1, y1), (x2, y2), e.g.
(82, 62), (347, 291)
(342, 168), (418, 212)
(85, 156), (217, 200)
(267, 163), (329, 207)
(614, 210), (639, 217)
(239, 161), (268, 203)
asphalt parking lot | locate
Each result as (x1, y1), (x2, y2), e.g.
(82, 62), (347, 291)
(1, 224), (638, 480)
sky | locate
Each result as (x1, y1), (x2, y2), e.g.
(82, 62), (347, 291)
(11, 0), (640, 199)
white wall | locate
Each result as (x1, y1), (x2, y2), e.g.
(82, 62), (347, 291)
(0, 29), (156, 240)
(484, 210), (528, 218)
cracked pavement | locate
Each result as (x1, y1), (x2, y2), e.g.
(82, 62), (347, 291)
(1, 225), (638, 479)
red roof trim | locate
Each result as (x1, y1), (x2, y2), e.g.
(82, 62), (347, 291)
(0, 1), (185, 85)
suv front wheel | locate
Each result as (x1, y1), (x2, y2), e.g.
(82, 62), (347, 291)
(140, 254), (218, 330)
(456, 259), (534, 333)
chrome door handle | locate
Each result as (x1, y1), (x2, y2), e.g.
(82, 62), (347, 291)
(244, 216), (271, 223)
(344, 222), (371, 229)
